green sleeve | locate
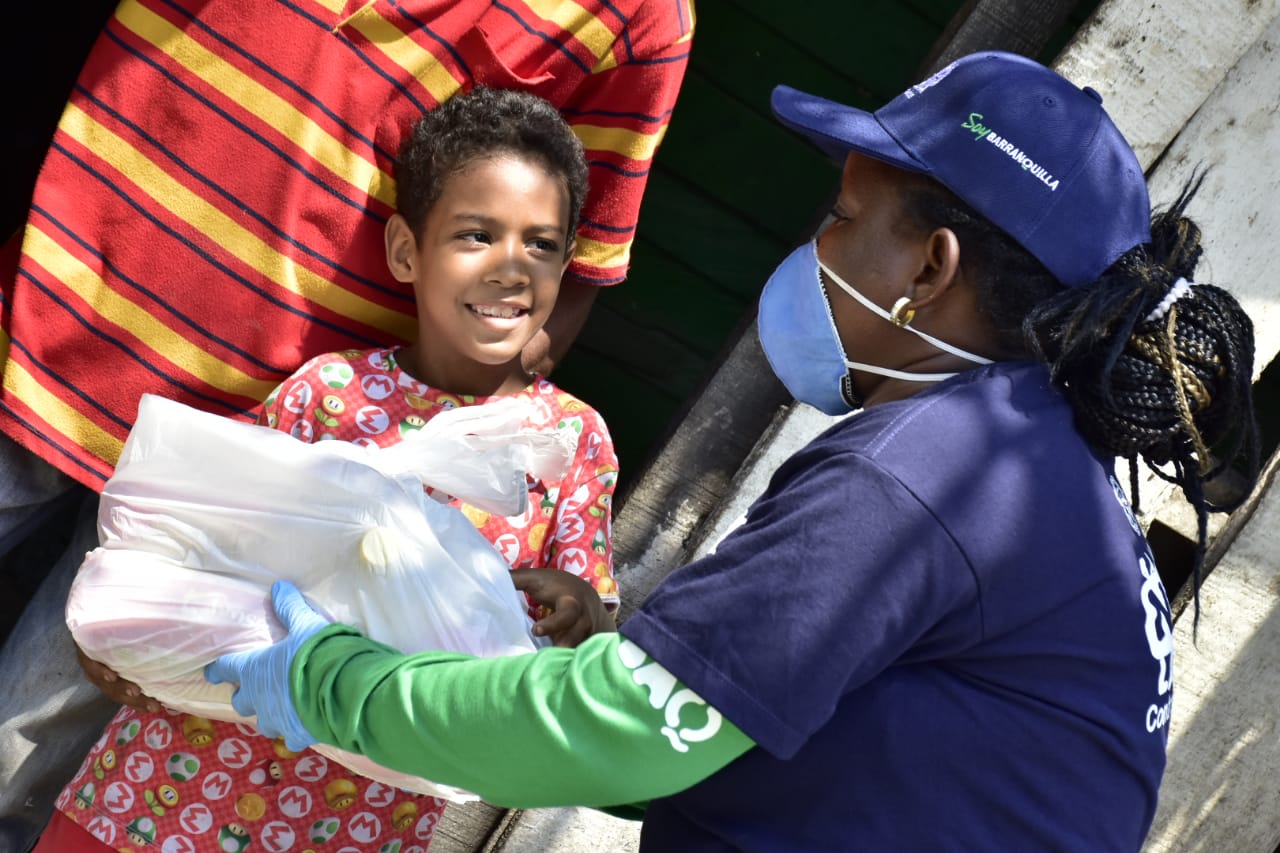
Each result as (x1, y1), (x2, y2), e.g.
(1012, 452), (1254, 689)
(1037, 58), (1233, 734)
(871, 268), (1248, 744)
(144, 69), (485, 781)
(291, 626), (754, 809)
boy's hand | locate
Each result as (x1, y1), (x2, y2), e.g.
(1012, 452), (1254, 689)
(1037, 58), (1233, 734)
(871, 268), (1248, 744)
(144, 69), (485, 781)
(75, 645), (161, 713)
(510, 568), (616, 648)
(520, 276), (597, 378)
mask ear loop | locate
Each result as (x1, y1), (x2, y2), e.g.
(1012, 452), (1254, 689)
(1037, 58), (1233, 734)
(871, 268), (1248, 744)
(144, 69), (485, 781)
(817, 251), (993, 366)
(889, 297), (916, 328)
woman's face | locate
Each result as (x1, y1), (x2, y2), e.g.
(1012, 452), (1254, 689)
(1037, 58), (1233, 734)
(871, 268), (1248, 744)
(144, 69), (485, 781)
(815, 153), (939, 405)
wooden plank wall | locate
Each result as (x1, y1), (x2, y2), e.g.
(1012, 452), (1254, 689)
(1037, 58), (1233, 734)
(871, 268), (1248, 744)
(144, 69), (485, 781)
(1074, 4), (1280, 848)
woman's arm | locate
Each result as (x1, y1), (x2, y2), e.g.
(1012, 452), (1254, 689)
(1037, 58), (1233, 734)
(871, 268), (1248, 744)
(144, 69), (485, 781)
(209, 581), (753, 809)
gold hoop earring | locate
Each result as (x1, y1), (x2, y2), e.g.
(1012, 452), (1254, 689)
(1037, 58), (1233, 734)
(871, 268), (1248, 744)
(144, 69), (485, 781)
(890, 297), (915, 328)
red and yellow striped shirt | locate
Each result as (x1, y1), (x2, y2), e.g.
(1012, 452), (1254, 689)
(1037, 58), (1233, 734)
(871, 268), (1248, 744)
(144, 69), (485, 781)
(1, 0), (694, 488)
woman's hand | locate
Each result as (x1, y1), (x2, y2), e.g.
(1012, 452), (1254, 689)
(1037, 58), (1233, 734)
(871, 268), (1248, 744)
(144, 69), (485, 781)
(510, 568), (617, 648)
(75, 645), (161, 712)
(204, 580), (327, 751)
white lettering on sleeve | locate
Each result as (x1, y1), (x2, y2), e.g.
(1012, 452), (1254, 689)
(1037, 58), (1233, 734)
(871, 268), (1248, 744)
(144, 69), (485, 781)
(617, 639), (724, 753)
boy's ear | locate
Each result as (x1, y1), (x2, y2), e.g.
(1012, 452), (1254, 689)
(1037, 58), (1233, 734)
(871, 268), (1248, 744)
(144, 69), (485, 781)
(385, 214), (417, 283)
(561, 237), (576, 276)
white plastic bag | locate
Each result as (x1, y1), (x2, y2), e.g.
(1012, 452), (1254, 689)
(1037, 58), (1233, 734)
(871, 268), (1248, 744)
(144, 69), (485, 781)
(66, 393), (575, 801)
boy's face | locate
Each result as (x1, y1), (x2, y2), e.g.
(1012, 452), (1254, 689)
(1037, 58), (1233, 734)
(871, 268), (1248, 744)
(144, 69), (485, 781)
(387, 153), (572, 393)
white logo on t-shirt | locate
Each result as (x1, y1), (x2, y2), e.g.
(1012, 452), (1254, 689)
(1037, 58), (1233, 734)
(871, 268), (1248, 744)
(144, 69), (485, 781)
(1108, 476), (1173, 733)
(1139, 553), (1174, 733)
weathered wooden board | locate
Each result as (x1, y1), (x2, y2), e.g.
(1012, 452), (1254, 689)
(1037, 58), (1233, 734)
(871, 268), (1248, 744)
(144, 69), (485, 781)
(1054, 0), (1279, 169)
(429, 802), (505, 853)
(1142, 454), (1280, 852)
(1136, 10), (1280, 850)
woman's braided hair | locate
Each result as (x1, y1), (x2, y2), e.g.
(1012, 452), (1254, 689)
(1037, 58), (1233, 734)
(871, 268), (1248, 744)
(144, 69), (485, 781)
(903, 171), (1261, 626)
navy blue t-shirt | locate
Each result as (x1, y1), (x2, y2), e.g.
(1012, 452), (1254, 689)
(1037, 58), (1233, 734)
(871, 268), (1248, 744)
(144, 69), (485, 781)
(621, 362), (1172, 851)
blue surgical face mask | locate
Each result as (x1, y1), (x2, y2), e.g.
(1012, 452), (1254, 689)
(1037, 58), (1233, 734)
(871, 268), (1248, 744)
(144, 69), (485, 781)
(757, 240), (992, 414)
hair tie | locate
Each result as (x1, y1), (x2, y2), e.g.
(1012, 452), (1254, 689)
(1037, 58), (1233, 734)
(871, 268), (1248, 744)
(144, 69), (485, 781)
(1145, 277), (1194, 324)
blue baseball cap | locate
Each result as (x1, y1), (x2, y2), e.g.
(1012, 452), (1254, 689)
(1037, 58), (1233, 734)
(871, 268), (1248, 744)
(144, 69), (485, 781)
(771, 51), (1152, 287)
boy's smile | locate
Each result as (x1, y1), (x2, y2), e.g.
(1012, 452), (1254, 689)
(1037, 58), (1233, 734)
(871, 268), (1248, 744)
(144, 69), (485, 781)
(470, 303), (528, 321)
(387, 153), (573, 397)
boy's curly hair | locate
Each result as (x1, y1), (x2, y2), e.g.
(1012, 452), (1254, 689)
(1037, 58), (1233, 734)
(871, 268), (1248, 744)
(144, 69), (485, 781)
(394, 86), (589, 247)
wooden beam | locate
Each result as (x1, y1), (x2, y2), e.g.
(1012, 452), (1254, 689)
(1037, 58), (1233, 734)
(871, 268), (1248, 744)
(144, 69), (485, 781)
(1142, 451), (1280, 851)
(421, 802), (506, 853)
(611, 327), (791, 620)
(918, 0), (1084, 73)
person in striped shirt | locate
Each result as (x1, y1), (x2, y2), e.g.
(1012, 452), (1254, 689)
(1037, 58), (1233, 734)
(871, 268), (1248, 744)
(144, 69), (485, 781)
(0, 2), (693, 848)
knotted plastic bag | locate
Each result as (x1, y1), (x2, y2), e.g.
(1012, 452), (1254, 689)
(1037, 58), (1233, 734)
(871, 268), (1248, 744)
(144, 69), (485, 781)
(66, 393), (576, 801)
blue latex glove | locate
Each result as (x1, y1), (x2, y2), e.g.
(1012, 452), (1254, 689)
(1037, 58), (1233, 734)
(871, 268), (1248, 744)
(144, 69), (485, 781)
(205, 579), (329, 751)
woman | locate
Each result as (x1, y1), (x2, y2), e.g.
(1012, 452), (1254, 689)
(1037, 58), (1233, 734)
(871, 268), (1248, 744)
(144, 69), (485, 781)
(208, 51), (1259, 850)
